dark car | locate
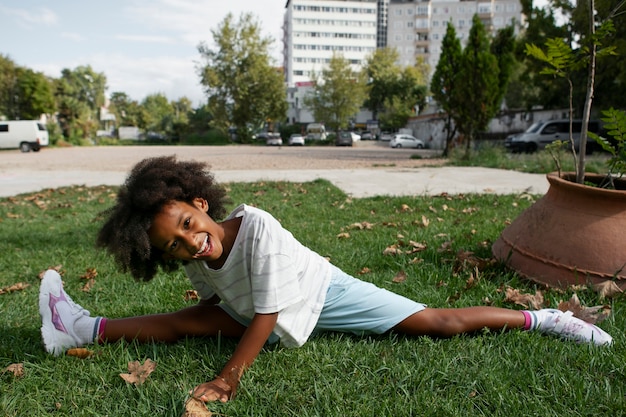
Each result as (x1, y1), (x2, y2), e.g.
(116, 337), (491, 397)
(335, 131), (353, 147)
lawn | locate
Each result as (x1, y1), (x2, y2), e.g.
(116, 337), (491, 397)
(1, 179), (624, 416)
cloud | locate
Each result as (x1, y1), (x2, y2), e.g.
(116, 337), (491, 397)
(114, 34), (177, 44)
(61, 32), (87, 42)
(0, 6), (58, 28)
(89, 52), (206, 105)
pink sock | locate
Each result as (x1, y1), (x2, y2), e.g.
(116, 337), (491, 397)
(521, 311), (533, 331)
(94, 317), (107, 343)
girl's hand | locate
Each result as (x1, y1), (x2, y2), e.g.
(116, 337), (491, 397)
(191, 377), (234, 403)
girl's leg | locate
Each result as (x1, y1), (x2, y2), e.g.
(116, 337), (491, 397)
(393, 306), (525, 337)
(101, 304), (247, 343)
(393, 306), (612, 345)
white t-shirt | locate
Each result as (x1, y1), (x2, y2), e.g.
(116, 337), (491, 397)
(184, 204), (332, 347)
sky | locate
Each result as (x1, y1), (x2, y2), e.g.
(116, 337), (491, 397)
(0, 0), (286, 106)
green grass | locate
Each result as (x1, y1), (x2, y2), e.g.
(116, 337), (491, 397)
(447, 142), (611, 175)
(1, 181), (624, 416)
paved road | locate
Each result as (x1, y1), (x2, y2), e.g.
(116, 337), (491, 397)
(0, 144), (549, 198)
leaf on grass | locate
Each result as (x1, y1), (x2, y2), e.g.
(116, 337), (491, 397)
(348, 222), (374, 230)
(0, 282), (30, 295)
(400, 204), (411, 212)
(38, 265), (63, 280)
(184, 290), (199, 301)
(182, 397), (213, 417)
(557, 294), (611, 324)
(81, 279), (95, 292)
(392, 270), (407, 283)
(592, 280), (623, 300)
(453, 250), (495, 273)
(437, 241), (453, 253)
(2, 363), (24, 377)
(66, 348), (94, 359)
(504, 287), (545, 310)
(383, 245), (403, 255)
(80, 268), (98, 280)
(120, 359), (157, 386)
(358, 267), (371, 275)
(336, 232), (350, 239)
(421, 215), (430, 227)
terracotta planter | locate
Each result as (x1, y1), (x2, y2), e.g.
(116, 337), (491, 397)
(492, 172), (626, 289)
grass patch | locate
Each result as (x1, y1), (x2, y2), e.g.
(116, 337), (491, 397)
(1, 181), (623, 416)
(447, 142), (610, 174)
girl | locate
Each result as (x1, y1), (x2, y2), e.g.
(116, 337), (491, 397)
(40, 156), (612, 403)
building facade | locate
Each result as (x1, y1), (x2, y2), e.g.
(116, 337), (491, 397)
(283, 0), (378, 124)
(386, 0), (522, 69)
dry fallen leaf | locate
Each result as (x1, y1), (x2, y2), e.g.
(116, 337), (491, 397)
(80, 268), (98, 280)
(66, 348), (94, 359)
(504, 287), (546, 310)
(383, 245), (403, 256)
(358, 267), (371, 275)
(38, 265), (63, 280)
(120, 359), (157, 386)
(336, 232), (350, 239)
(182, 397), (213, 417)
(558, 293), (611, 324)
(3, 363), (24, 377)
(184, 290), (199, 301)
(0, 282), (30, 295)
(592, 280), (623, 300)
(392, 270), (407, 283)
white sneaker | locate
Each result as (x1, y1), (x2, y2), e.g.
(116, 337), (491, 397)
(531, 309), (613, 346)
(39, 270), (90, 355)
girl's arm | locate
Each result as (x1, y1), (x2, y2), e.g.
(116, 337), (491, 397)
(191, 312), (278, 402)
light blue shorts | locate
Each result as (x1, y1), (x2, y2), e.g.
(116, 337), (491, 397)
(313, 265), (426, 336)
(219, 265), (425, 343)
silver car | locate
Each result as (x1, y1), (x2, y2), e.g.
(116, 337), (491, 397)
(389, 134), (425, 149)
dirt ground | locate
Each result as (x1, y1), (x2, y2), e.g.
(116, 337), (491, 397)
(0, 142), (443, 173)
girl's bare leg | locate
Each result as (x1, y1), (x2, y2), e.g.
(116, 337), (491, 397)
(101, 304), (247, 343)
(393, 306), (525, 337)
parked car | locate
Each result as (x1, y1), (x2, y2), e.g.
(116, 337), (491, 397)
(505, 119), (602, 153)
(349, 131), (361, 141)
(389, 134), (425, 149)
(360, 131), (374, 140)
(379, 132), (394, 141)
(335, 131), (353, 147)
(265, 132), (283, 146)
(288, 134), (305, 146)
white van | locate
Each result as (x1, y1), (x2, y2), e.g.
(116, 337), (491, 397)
(505, 119), (601, 153)
(0, 120), (50, 152)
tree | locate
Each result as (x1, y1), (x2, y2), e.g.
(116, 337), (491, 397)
(303, 53), (368, 134)
(55, 65), (107, 141)
(109, 92), (142, 127)
(364, 48), (402, 121)
(453, 15), (501, 156)
(0, 55), (18, 118)
(0, 57), (55, 120)
(140, 93), (175, 138)
(364, 49), (428, 132)
(430, 22), (463, 156)
(513, 2), (570, 111)
(197, 13), (287, 142)
(13, 68), (55, 120)
(490, 25), (516, 110)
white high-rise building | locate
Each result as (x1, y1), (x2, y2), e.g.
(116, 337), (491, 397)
(283, 0), (378, 87)
(387, 0), (522, 70)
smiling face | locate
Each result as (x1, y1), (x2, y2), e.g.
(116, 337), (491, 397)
(148, 198), (226, 264)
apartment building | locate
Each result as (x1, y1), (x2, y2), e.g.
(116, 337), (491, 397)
(283, 0), (378, 86)
(283, 0), (378, 124)
(387, 0), (522, 69)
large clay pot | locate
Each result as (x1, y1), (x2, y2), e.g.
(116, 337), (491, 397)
(492, 172), (626, 289)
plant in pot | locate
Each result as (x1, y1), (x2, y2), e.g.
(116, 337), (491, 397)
(492, 1), (626, 290)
